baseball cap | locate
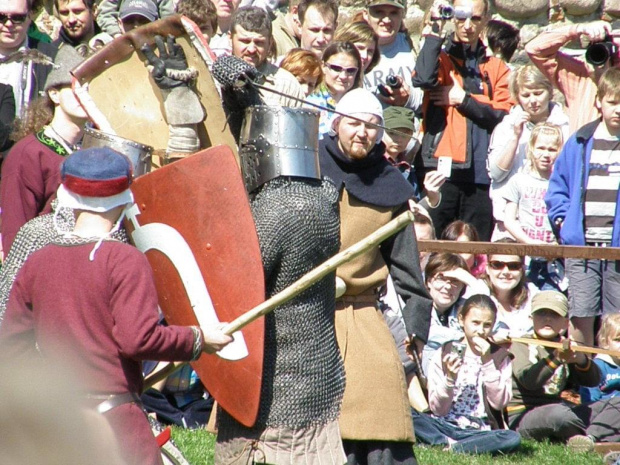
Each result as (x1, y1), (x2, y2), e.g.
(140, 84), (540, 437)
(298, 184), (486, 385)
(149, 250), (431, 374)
(530, 291), (568, 317)
(367, 0), (405, 9)
(119, 0), (158, 21)
(384, 106), (415, 132)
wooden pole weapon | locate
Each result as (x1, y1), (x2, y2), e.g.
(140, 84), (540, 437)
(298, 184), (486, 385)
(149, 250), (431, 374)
(507, 336), (620, 359)
(144, 207), (416, 389)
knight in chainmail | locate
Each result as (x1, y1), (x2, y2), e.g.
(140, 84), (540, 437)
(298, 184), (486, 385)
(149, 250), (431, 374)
(215, 106), (347, 464)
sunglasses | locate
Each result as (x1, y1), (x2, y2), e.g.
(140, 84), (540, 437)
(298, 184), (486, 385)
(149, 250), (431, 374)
(488, 260), (523, 271)
(0, 13), (29, 25)
(324, 62), (358, 76)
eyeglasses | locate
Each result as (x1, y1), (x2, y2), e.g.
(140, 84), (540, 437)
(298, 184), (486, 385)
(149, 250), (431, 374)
(324, 62), (358, 76)
(488, 260), (523, 271)
(455, 15), (484, 23)
(0, 13), (29, 25)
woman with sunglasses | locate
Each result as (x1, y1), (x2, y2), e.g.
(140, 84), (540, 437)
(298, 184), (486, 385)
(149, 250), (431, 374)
(483, 239), (539, 340)
(306, 41), (363, 139)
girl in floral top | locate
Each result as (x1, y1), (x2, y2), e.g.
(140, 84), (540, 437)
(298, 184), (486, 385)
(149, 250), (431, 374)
(413, 295), (521, 454)
(306, 41), (362, 139)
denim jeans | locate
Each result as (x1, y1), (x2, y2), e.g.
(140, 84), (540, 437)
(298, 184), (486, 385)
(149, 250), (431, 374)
(412, 410), (521, 455)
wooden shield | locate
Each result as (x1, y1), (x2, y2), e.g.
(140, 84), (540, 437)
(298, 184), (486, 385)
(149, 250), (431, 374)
(124, 145), (264, 427)
(71, 15), (238, 166)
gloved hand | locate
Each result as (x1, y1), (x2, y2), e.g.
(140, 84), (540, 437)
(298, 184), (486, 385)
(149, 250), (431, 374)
(141, 35), (189, 89)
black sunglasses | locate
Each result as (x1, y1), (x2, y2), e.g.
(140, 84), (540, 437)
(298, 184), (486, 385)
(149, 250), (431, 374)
(488, 260), (522, 271)
(324, 62), (358, 76)
(0, 13), (29, 25)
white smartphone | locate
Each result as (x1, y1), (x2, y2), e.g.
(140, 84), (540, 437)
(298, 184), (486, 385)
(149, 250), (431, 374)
(437, 156), (452, 178)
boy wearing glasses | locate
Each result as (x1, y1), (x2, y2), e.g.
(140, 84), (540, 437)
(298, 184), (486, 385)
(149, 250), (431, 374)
(412, 0), (513, 242)
(0, 0), (58, 118)
(546, 68), (620, 348)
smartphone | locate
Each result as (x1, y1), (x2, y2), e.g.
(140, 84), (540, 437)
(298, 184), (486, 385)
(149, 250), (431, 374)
(437, 156), (452, 178)
(451, 342), (466, 358)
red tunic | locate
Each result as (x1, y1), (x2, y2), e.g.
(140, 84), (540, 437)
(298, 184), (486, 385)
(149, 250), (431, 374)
(0, 134), (64, 254)
(0, 241), (197, 465)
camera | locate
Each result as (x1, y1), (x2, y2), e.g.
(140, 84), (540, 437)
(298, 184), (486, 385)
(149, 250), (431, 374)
(439, 5), (453, 19)
(585, 36), (618, 66)
(451, 342), (466, 358)
(377, 74), (402, 97)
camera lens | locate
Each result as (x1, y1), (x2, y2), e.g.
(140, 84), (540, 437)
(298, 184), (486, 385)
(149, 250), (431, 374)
(386, 75), (400, 88)
(439, 5), (454, 19)
(585, 41), (614, 66)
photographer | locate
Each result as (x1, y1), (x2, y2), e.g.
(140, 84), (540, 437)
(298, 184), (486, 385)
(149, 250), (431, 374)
(412, 0), (513, 241)
(525, 20), (620, 133)
(362, 0), (423, 110)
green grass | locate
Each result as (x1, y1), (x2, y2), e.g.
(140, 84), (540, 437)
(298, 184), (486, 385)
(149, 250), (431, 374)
(171, 428), (606, 465)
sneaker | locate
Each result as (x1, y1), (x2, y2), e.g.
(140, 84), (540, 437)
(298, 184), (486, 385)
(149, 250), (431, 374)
(604, 451), (620, 465)
(568, 435), (595, 453)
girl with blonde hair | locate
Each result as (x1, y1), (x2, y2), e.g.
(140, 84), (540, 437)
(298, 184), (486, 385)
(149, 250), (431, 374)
(488, 64), (569, 241)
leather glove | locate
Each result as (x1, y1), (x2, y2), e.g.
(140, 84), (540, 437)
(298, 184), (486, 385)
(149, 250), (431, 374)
(141, 35), (189, 89)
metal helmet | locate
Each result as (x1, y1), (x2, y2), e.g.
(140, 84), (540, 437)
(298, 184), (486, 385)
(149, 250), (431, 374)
(82, 127), (153, 177)
(239, 106), (321, 193)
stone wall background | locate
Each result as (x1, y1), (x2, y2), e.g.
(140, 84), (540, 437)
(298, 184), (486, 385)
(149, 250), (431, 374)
(339, 0), (620, 53)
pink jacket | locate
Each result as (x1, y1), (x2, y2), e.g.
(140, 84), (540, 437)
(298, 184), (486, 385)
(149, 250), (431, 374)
(428, 342), (513, 420)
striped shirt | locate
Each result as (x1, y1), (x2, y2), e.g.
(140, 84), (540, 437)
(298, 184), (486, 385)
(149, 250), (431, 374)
(584, 126), (620, 243)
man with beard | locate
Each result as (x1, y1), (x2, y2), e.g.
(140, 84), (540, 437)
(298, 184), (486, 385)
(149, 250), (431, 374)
(55, 0), (97, 49)
(230, 6), (304, 107)
(318, 87), (432, 465)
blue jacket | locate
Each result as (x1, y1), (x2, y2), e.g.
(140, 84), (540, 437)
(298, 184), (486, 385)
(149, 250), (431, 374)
(580, 355), (620, 404)
(545, 120), (620, 247)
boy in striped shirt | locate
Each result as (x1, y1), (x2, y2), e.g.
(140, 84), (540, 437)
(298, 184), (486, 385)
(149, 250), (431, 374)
(546, 67), (620, 347)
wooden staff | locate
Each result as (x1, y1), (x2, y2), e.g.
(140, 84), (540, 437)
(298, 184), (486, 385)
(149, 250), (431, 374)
(222, 208), (415, 335)
(417, 240), (620, 261)
(144, 207), (416, 389)
(508, 336), (620, 359)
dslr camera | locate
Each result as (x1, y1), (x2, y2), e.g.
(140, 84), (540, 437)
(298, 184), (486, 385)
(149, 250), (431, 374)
(585, 35), (618, 66)
(377, 74), (402, 97)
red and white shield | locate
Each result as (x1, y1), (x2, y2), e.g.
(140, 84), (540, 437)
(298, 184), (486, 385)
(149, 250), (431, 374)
(124, 145), (264, 427)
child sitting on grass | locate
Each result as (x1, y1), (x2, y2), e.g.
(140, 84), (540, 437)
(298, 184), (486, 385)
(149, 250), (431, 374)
(413, 294), (521, 454)
(506, 291), (618, 452)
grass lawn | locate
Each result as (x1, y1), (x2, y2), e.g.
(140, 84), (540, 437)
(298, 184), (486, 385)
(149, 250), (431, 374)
(171, 427), (606, 465)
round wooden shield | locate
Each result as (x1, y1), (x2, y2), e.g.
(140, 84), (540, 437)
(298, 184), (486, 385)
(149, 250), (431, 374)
(71, 15), (238, 165)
